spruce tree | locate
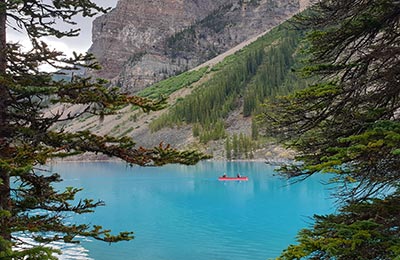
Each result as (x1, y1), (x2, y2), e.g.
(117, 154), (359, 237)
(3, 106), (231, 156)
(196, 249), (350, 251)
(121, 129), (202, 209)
(225, 136), (232, 160)
(261, 0), (400, 258)
(232, 133), (239, 159)
(0, 1), (208, 258)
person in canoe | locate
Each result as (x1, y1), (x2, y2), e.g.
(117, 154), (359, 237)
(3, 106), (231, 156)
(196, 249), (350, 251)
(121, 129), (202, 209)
(237, 173), (241, 178)
(222, 173), (227, 178)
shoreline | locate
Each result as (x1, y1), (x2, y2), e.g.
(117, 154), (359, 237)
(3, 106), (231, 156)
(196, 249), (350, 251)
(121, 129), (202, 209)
(51, 156), (291, 165)
(50, 145), (295, 165)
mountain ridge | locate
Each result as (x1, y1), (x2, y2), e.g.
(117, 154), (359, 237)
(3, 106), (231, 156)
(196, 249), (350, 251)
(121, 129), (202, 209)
(87, 0), (309, 93)
(62, 11), (310, 161)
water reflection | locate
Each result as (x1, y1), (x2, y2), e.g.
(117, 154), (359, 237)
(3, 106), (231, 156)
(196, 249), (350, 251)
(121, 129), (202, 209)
(48, 161), (336, 260)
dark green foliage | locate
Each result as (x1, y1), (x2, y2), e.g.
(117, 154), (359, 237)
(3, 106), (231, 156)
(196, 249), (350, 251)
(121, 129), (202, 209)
(232, 134), (239, 158)
(243, 32), (302, 116)
(225, 136), (232, 160)
(263, 0), (400, 197)
(251, 117), (259, 140)
(192, 120), (227, 144)
(151, 22), (307, 140)
(260, 0), (400, 259)
(279, 190), (400, 260)
(192, 123), (201, 137)
(0, 1), (210, 258)
(166, 26), (198, 58)
(225, 133), (257, 160)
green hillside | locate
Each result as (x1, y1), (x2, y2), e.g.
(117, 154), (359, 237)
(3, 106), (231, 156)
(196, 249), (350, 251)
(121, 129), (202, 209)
(72, 19), (313, 160)
(148, 21), (309, 144)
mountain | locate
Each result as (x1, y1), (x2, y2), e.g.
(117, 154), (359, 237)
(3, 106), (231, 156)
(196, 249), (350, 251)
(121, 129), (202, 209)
(87, 0), (309, 93)
(63, 14), (311, 161)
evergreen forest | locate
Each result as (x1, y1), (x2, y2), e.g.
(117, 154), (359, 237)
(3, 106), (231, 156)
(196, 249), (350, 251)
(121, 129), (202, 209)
(1, 0), (399, 259)
(147, 21), (310, 157)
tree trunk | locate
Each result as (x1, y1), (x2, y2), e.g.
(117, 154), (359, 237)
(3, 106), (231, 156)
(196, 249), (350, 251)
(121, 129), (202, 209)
(0, 0), (5, 72)
(0, 0), (11, 250)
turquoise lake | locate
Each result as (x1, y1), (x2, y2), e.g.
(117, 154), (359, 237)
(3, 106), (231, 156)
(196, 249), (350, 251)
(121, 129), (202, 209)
(50, 161), (336, 260)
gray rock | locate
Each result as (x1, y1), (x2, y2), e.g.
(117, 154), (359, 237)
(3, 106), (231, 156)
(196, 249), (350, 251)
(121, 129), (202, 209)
(87, 0), (308, 93)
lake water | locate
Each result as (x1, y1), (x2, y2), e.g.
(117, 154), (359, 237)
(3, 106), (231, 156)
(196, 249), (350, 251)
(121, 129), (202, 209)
(50, 161), (336, 260)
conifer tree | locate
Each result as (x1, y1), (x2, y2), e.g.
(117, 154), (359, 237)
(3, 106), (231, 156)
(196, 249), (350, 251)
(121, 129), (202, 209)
(261, 0), (400, 258)
(225, 136), (232, 160)
(0, 1), (208, 258)
(251, 117), (258, 140)
(232, 133), (239, 159)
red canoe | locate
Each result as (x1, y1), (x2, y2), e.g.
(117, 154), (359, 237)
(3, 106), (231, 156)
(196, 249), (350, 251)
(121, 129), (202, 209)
(218, 176), (248, 181)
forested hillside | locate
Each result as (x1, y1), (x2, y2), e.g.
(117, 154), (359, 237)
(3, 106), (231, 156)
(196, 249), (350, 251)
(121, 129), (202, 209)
(152, 26), (303, 128)
(64, 20), (310, 160)
(147, 21), (309, 158)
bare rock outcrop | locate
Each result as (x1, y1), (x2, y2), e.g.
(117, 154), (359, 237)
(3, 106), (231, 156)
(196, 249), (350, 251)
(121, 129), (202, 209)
(88, 0), (310, 93)
(88, 0), (233, 87)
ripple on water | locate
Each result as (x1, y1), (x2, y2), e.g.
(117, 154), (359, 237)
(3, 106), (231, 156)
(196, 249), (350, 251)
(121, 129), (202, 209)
(49, 161), (335, 260)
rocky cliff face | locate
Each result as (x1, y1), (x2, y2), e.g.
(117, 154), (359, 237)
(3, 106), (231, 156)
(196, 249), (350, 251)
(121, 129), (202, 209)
(88, 0), (308, 93)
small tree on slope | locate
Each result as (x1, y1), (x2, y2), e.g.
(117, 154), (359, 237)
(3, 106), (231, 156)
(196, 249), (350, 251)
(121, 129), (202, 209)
(0, 1), (209, 258)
